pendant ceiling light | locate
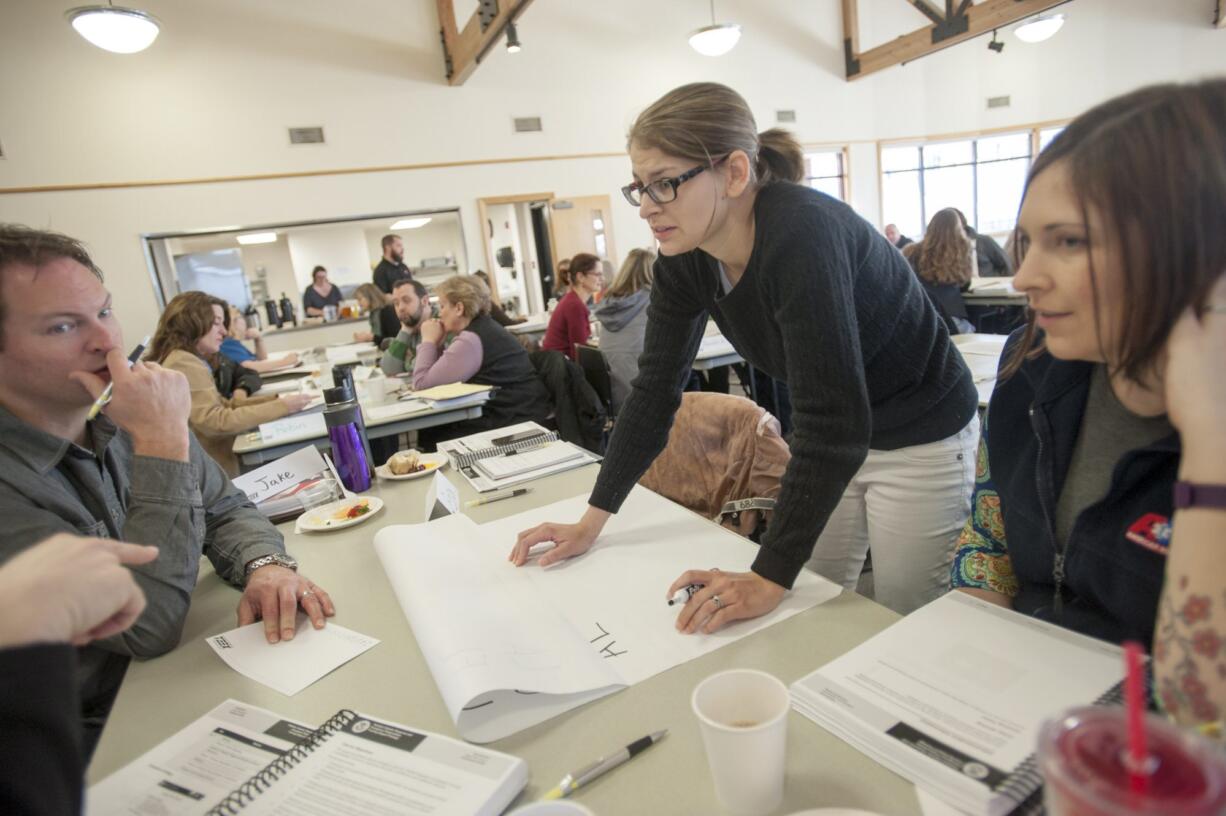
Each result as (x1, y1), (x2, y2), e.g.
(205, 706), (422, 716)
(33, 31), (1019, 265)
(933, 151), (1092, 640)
(66, 2), (160, 54)
(1013, 13), (1065, 44)
(688, 0), (741, 57)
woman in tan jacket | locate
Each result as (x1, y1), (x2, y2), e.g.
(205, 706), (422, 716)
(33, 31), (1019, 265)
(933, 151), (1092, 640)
(148, 292), (312, 475)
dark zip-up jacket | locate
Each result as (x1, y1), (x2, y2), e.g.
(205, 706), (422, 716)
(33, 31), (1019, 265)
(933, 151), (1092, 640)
(951, 331), (1177, 644)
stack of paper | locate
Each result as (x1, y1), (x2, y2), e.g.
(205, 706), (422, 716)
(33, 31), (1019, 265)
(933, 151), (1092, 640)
(790, 592), (1125, 816)
(437, 421), (599, 492)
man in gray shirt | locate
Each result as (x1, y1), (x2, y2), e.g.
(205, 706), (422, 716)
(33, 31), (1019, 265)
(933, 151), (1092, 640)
(379, 277), (432, 376)
(0, 224), (336, 748)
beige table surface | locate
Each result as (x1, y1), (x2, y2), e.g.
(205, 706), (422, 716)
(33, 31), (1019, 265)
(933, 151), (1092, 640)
(89, 463), (923, 815)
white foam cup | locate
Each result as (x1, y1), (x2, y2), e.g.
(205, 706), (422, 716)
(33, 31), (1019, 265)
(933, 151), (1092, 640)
(692, 668), (790, 816)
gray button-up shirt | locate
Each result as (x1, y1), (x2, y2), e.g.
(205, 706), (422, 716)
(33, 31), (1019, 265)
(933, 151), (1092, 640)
(0, 406), (286, 727)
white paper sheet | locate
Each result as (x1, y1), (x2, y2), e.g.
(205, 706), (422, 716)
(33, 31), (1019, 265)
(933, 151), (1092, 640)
(205, 616), (380, 696)
(364, 398), (432, 422)
(257, 413), (327, 444)
(87, 699), (313, 815)
(375, 486), (842, 742)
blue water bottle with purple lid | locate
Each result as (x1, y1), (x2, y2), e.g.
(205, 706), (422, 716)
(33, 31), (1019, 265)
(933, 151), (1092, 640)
(323, 385), (371, 493)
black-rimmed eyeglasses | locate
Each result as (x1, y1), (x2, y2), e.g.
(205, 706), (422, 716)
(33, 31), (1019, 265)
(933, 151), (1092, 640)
(621, 157), (725, 207)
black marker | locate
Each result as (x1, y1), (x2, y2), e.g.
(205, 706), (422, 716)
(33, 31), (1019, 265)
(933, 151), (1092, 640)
(667, 583), (704, 606)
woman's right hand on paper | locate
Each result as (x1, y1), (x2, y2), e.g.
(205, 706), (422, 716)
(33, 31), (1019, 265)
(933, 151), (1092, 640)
(510, 507), (610, 567)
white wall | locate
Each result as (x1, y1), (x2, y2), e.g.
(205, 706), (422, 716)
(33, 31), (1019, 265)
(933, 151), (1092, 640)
(362, 217), (467, 275)
(286, 224), (372, 292)
(1, 0), (1224, 343)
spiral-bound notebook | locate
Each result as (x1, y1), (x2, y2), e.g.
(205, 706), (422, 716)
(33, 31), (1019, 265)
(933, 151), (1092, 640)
(437, 421), (600, 492)
(206, 708), (527, 815)
(446, 425), (560, 469)
(790, 592), (1128, 816)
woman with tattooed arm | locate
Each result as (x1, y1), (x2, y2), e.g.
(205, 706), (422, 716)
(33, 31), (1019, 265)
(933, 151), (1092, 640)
(950, 79), (1226, 739)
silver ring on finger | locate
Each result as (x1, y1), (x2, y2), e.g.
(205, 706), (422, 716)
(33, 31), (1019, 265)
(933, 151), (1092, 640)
(711, 594), (723, 610)
(300, 588), (315, 599)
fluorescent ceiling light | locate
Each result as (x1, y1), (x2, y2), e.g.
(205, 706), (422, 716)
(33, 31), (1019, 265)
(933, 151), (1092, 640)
(689, 23), (741, 56)
(1014, 13), (1065, 43)
(66, 5), (160, 54)
(390, 217), (432, 230)
(236, 232), (277, 245)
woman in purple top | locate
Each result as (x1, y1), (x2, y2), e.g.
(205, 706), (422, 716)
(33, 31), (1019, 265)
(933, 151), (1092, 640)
(414, 275), (550, 431)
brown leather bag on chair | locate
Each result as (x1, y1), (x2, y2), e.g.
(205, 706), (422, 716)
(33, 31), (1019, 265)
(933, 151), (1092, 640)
(639, 392), (790, 539)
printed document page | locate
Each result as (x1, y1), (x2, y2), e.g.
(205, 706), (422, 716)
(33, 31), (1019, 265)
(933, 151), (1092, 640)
(87, 700), (312, 815)
(791, 592), (1122, 814)
(231, 713), (527, 816)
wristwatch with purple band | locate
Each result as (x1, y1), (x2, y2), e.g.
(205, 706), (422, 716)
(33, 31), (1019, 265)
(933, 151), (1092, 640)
(1173, 481), (1226, 510)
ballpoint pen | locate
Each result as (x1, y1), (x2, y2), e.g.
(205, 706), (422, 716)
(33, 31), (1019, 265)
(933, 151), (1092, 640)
(542, 729), (668, 800)
(464, 488), (531, 507)
(87, 335), (150, 420)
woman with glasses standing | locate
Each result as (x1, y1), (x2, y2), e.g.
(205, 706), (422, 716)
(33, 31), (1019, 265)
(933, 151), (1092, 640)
(510, 82), (979, 630)
(542, 253), (604, 361)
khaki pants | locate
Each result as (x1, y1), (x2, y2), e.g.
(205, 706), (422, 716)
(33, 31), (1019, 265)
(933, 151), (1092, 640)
(805, 414), (979, 615)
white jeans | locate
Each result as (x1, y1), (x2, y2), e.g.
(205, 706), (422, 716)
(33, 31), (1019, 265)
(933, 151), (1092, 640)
(805, 414), (979, 615)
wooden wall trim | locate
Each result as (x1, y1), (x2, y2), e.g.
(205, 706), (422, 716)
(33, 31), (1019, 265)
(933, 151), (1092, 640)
(0, 152), (624, 196)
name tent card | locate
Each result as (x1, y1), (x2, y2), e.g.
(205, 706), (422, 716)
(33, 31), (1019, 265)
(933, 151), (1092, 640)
(424, 470), (459, 520)
(232, 447), (330, 506)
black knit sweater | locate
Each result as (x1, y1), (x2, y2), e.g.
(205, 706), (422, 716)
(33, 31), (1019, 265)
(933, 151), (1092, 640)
(590, 182), (977, 588)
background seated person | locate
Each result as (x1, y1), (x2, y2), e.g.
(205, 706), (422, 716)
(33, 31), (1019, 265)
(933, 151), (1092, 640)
(0, 534), (157, 815)
(414, 275), (550, 432)
(352, 282), (400, 346)
(0, 223), (334, 755)
(542, 252), (603, 360)
(593, 247), (655, 412)
(473, 270), (526, 327)
(948, 79), (1226, 736)
(302, 265), (342, 317)
(952, 208), (1011, 278)
(902, 208), (975, 334)
(221, 305), (299, 373)
(380, 278), (433, 375)
(149, 292), (313, 476)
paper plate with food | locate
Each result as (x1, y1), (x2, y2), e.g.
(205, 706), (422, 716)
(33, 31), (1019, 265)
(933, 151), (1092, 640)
(297, 496), (384, 532)
(375, 450), (448, 481)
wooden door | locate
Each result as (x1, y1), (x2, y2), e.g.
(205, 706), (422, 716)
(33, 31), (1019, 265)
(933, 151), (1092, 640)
(549, 194), (618, 270)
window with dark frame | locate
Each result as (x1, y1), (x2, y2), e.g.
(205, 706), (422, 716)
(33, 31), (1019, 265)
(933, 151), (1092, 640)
(804, 150), (846, 202)
(880, 127), (1064, 242)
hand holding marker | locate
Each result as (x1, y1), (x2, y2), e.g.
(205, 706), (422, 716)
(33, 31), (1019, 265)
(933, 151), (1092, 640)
(87, 335), (150, 420)
(668, 584), (704, 606)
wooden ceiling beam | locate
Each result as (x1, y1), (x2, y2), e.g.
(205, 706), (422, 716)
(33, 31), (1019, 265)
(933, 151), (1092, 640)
(1216, 0), (1225, 28)
(843, 0), (1071, 81)
(437, 0), (534, 86)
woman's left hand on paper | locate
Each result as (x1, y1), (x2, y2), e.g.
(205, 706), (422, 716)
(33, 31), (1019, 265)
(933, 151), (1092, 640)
(668, 568), (786, 634)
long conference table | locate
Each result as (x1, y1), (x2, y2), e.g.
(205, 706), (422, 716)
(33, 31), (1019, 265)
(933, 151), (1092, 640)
(89, 464), (928, 814)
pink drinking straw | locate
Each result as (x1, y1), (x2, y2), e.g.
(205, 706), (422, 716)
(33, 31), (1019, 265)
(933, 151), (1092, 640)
(1123, 640), (1149, 796)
